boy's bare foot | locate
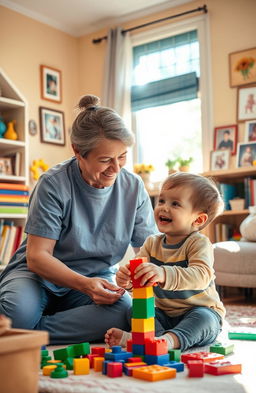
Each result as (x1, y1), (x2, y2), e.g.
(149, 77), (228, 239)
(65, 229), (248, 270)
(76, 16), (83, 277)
(105, 328), (131, 348)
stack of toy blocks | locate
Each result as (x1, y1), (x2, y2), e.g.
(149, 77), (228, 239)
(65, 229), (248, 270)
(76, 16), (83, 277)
(127, 257), (177, 381)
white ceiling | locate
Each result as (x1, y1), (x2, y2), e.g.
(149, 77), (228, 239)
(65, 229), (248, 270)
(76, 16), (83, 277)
(0, 0), (192, 37)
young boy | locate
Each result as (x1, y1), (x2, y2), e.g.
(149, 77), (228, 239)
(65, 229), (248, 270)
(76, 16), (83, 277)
(105, 172), (226, 352)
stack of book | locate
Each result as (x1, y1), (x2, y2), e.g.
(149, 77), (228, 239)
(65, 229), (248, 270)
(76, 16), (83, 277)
(0, 220), (25, 265)
(0, 183), (29, 214)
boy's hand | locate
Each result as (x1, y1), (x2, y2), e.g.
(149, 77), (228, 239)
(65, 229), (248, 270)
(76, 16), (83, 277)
(134, 262), (165, 287)
(116, 264), (132, 289)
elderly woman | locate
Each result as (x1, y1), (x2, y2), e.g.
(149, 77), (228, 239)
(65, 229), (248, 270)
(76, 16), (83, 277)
(0, 95), (157, 344)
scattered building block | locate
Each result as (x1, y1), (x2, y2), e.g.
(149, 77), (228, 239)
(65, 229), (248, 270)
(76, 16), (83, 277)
(127, 339), (133, 352)
(187, 360), (205, 377)
(64, 357), (74, 370)
(107, 362), (123, 378)
(73, 358), (90, 375)
(228, 328), (256, 341)
(169, 349), (181, 361)
(86, 354), (98, 368)
(91, 347), (105, 356)
(181, 351), (224, 364)
(93, 357), (104, 372)
(42, 365), (57, 376)
(163, 361), (184, 372)
(105, 350), (133, 362)
(53, 346), (74, 361)
(51, 363), (68, 379)
(127, 357), (143, 363)
(72, 342), (90, 357)
(124, 362), (147, 376)
(210, 342), (234, 355)
(133, 365), (176, 381)
(205, 361), (242, 375)
(132, 344), (145, 355)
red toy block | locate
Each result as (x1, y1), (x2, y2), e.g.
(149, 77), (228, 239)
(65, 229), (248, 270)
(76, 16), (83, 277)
(91, 347), (105, 356)
(205, 361), (242, 375)
(145, 339), (168, 356)
(127, 357), (143, 363)
(187, 360), (205, 377)
(107, 362), (123, 378)
(132, 331), (155, 345)
(127, 339), (133, 352)
(130, 258), (148, 288)
(85, 354), (98, 368)
(181, 351), (224, 364)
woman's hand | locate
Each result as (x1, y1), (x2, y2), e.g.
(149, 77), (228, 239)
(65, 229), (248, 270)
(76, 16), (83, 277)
(81, 277), (125, 305)
(116, 264), (132, 289)
(134, 262), (165, 287)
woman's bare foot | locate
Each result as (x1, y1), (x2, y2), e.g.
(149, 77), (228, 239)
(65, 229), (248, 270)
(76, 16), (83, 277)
(105, 327), (132, 348)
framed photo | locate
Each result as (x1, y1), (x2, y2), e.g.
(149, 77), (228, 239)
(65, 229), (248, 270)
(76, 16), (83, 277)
(214, 124), (237, 155)
(0, 158), (13, 175)
(39, 107), (65, 146)
(237, 84), (256, 122)
(245, 119), (256, 142)
(229, 47), (256, 87)
(40, 65), (62, 103)
(210, 150), (230, 171)
(237, 142), (256, 167)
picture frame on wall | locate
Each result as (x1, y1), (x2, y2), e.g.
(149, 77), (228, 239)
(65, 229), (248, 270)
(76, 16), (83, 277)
(214, 124), (237, 155)
(39, 107), (65, 146)
(210, 150), (230, 171)
(237, 142), (256, 167)
(40, 65), (62, 103)
(244, 119), (256, 142)
(0, 157), (13, 176)
(237, 84), (256, 122)
(229, 47), (256, 87)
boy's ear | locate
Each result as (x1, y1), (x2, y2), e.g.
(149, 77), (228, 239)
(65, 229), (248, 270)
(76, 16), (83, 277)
(72, 144), (80, 157)
(193, 212), (208, 228)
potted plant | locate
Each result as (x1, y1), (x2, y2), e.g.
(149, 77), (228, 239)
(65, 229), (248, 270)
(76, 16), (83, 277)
(177, 157), (193, 172)
(133, 163), (155, 189)
(165, 159), (178, 174)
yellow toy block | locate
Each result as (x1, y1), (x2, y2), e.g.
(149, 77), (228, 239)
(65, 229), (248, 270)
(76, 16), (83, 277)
(133, 365), (176, 381)
(47, 360), (62, 364)
(94, 357), (104, 371)
(131, 317), (154, 332)
(105, 348), (112, 352)
(73, 358), (90, 375)
(133, 287), (154, 299)
(43, 365), (57, 376)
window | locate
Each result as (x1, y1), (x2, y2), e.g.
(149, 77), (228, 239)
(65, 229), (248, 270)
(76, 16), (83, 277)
(131, 16), (211, 181)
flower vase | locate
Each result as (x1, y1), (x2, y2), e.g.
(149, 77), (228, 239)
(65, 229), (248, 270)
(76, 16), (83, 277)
(4, 120), (18, 140)
(139, 172), (153, 190)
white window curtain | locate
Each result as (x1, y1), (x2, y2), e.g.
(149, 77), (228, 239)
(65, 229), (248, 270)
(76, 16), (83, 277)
(102, 27), (132, 128)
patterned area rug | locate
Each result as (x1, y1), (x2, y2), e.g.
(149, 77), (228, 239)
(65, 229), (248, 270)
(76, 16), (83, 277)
(39, 304), (256, 393)
(225, 304), (256, 327)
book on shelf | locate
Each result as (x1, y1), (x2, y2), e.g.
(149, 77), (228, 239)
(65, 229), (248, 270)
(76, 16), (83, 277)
(215, 223), (233, 242)
(0, 183), (29, 191)
(0, 220), (24, 265)
(0, 206), (28, 214)
(0, 220), (13, 264)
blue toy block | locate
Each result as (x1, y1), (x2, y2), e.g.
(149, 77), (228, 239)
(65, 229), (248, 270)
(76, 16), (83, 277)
(144, 353), (170, 365)
(112, 345), (122, 353)
(163, 361), (184, 372)
(132, 344), (145, 355)
(105, 351), (133, 362)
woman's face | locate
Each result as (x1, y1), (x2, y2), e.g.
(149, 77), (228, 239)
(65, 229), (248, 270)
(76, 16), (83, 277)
(74, 138), (128, 188)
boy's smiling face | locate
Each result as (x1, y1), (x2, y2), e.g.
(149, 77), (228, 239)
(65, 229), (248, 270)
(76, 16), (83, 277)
(154, 185), (203, 244)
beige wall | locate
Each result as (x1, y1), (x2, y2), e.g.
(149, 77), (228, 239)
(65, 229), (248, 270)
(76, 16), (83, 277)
(0, 6), (79, 180)
(1, 0), (256, 177)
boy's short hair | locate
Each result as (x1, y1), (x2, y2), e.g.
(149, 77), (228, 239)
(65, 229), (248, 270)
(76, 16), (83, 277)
(162, 172), (224, 230)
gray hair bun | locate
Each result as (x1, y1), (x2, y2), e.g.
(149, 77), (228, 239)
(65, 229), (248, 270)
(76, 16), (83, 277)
(78, 94), (100, 111)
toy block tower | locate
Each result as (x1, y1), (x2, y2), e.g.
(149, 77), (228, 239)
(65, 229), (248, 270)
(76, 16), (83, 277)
(128, 258), (169, 365)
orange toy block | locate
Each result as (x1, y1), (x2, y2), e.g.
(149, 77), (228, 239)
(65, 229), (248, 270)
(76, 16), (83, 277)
(130, 258), (148, 288)
(43, 365), (57, 376)
(93, 357), (104, 372)
(133, 365), (176, 382)
(73, 358), (90, 375)
(145, 338), (168, 356)
(205, 361), (242, 375)
(131, 317), (155, 333)
(133, 287), (154, 299)
(181, 351), (224, 364)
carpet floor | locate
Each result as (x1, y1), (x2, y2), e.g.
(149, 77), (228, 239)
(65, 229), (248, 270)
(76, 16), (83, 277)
(39, 304), (256, 393)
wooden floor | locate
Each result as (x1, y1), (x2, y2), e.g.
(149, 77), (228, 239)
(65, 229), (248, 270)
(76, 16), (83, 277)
(221, 287), (256, 306)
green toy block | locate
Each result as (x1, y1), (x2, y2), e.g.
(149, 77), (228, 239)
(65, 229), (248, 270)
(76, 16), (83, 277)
(210, 342), (234, 355)
(53, 345), (75, 361)
(169, 349), (181, 362)
(132, 297), (155, 318)
(65, 357), (74, 370)
(71, 342), (90, 357)
(41, 349), (49, 357)
(50, 363), (68, 379)
(228, 330), (256, 340)
(41, 355), (52, 368)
